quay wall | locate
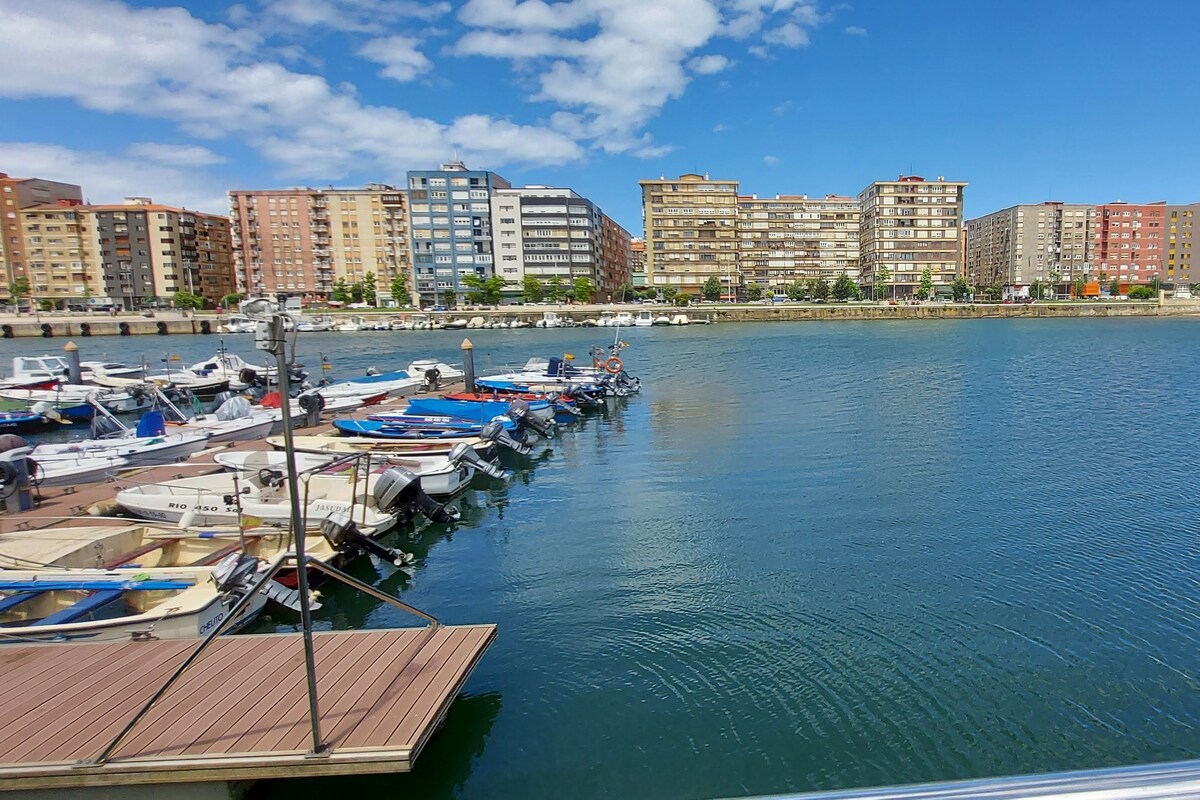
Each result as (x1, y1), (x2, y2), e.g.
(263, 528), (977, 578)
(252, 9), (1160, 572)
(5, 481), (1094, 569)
(3, 302), (1200, 338)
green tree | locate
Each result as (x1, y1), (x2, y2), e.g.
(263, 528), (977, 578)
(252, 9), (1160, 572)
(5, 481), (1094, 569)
(442, 289), (456, 307)
(521, 275), (544, 303)
(702, 276), (722, 302)
(831, 271), (859, 300)
(462, 273), (506, 305)
(1029, 279), (1046, 300)
(951, 276), (973, 302)
(661, 285), (678, 303)
(1109, 278), (1120, 296)
(616, 282), (638, 302)
(1127, 285), (1155, 300)
(363, 271), (377, 306)
(916, 267), (934, 300)
(7, 276), (30, 310)
(572, 277), (593, 303)
(221, 292), (242, 308)
(785, 281), (806, 301)
(812, 279), (831, 301)
(172, 290), (204, 310)
(983, 283), (1003, 301)
(873, 265), (891, 300)
(350, 282), (365, 304)
(745, 284), (765, 301)
(1071, 275), (1086, 298)
(332, 278), (350, 303)
(546, 275), (565, 302)
(389, 274), (410, 306)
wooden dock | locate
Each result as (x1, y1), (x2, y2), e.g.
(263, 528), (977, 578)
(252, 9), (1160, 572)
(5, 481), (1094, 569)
(0, 624), (496, 790)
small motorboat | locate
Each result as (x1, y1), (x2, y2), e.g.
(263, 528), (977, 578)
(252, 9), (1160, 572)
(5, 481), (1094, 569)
(31, 455), (130, 488)
(0, 410), (62, 434)
(275, 431), (504, 457)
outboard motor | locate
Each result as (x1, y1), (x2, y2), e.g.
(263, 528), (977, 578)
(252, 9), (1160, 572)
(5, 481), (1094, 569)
(211, 389), (238, 408)
(422, 367), (441, 392)
(90, 415), (125, 439)
(321, 512), (414, 568)
(210, 551), (316, 613)
(297, 392), (325, 428)
(448, 442), (511, 480)
(507, 398), (555, 439)
(480, 420), (533, 456)
(373, 466), (461, 523)
(563, 383), (601, 408)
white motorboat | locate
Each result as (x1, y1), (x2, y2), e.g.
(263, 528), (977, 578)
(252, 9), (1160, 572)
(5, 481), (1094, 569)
(275, 433), (495, 458)
(443, 318), (469, 330)
(220, 314), (257, 334)
(596, 311), (617, 327)
(31, 454), (130, 488)
(612, 311), (635, 327)
(215, 445), (499, 497)
(670, 314), (691, 325)
(653, 315), (672, 326)
(316, 370), (423, 399)
(295, 316), (335, 332)
(116, 461), (459, 529)
(89, 364), (230, 396)
(535, 312), (562, 329)
(634, 310), (654, 327)
(406, 360), (464, 381)
(0, 385), (151, 415)
(188, 353), (276, 389)
(31, 430), (211, 467)
(0, 563), (273, 643)
(508, 318), (531, 329)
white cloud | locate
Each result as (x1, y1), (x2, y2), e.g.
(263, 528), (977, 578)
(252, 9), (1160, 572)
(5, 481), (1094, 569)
(126, 142), (227, 166)
(262, 0), (451, 33)
(453, 0), (833, 155)
(0, 142), (229, 213)
(0, 0), (582, 178)
(712, 122), (727, 133)
(763, 154), (779, 165)
(358, 35), (432, 81)
(844, 25), (867, 35)
(763, 21), (810, 47)
(688, 54), (732, 74)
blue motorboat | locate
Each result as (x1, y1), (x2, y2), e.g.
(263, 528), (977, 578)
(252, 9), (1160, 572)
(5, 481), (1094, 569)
(0, 410), (61, 434)
(405, 397), (552, 423)
(334, 419), (489, 439)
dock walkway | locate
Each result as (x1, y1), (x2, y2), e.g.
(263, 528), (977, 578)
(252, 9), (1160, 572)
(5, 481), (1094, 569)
(0, 624), (496, 790)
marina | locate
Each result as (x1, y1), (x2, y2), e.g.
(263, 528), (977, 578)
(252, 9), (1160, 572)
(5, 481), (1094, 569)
(2, 319), (1200, 800)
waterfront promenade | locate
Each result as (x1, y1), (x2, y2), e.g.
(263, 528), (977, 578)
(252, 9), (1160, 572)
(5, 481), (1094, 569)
(3, 299), (1200, 338)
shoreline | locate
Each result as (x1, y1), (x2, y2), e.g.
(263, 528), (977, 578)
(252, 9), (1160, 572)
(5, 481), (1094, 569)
(1, 300), (1197, 338)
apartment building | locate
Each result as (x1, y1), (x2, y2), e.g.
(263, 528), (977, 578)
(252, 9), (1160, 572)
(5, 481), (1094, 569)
(1164, 204), (1198, 286)
(858, 175), (967, 297)
(490, 186), (631, 300)
(964, 203), (1095, 289)
(639, 174), (740, 296)
(407, 162), (509, 307)
(738, 194), (860, 294)
(229, 184), (408, 303)
(630, 238), (646, 287)
(1093, 202), (1167, 284)
(0, 173), (83, 301)
(19, 201), (99, 307)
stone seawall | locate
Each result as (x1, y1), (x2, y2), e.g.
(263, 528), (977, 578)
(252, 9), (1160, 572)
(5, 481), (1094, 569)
(3, 301), (1199, 338)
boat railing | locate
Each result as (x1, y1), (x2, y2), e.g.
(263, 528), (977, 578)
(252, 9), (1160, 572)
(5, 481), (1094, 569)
(89, 550), (442, 766)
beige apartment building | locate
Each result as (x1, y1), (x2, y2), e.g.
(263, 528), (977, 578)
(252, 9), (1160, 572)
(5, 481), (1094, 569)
(965, 203), (1095, 290)
(859, 175), (967, 297)
(738, 194), (859, 294)
(639, 174), (740, 296)
(19, 203), (100, 307)
(1, 173), (83, 303)
(229, 185), (408, 303)
(1164, 204), (1198, 286)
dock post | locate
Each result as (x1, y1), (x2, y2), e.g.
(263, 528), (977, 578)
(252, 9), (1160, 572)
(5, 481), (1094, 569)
(63, 341), (82, 384)
(461, 338), (475, 391)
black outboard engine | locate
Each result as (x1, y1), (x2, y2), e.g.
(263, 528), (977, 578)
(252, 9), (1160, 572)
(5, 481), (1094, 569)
(90, 415), (125, 439)
(480, 421), (533, 456)
(563, 383), (601, 408)
(297, 392), (325, 427)
(507, 398), (554, 439)
(373, 466), (461, 523)
(210, 551), (314, 612)
(321, 512), (413, 567)
(422, 367), (441, 392)
(212, 389), (238, 408)
(448, 442), (511, 480)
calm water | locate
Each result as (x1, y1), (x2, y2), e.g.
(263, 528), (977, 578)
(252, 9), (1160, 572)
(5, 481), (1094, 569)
(9, 319), (1200, 798)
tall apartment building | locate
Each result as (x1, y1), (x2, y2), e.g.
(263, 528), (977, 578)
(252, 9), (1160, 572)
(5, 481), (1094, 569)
(639, 174), (740, 296)
(1164, 204), (1198, 286)
(859, 175), (967, 296)
(19, 201), (99, 307)
(964, 203), (1095, 289)
(0, 173), (83, 301)
(738, 194), (860, 294)
(490, 186), (630, 300)
(407, 162), (509, 307)
(1093, 202), (1167, 284)
(229, 184), (408, 303)
(630, 238), (646, 287)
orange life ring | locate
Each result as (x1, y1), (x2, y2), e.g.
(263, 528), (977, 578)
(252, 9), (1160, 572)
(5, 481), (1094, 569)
(603, 356), (622, 374)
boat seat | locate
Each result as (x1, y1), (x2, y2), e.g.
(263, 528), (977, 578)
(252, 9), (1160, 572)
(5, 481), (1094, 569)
(32, 590), (125, 626)
(0, 592), (40, 615)
(188, 537), (261, 567)
(102, 539), (170, 569)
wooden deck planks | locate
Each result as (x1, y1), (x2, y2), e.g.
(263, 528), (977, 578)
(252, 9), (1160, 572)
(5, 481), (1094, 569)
(0, 624), (495, 789)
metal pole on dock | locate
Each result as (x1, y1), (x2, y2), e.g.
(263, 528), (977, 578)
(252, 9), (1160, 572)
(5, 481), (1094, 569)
(461, 338), (475, 391)
(63, 341), (81, 385)
(270, 316), (326, 755)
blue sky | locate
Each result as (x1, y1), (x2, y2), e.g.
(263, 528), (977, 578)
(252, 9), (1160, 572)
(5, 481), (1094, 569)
(1, 0), (1197, 232)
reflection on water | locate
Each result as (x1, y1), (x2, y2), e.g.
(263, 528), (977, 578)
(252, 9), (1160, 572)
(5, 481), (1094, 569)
(11, 321), (1200, 799)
